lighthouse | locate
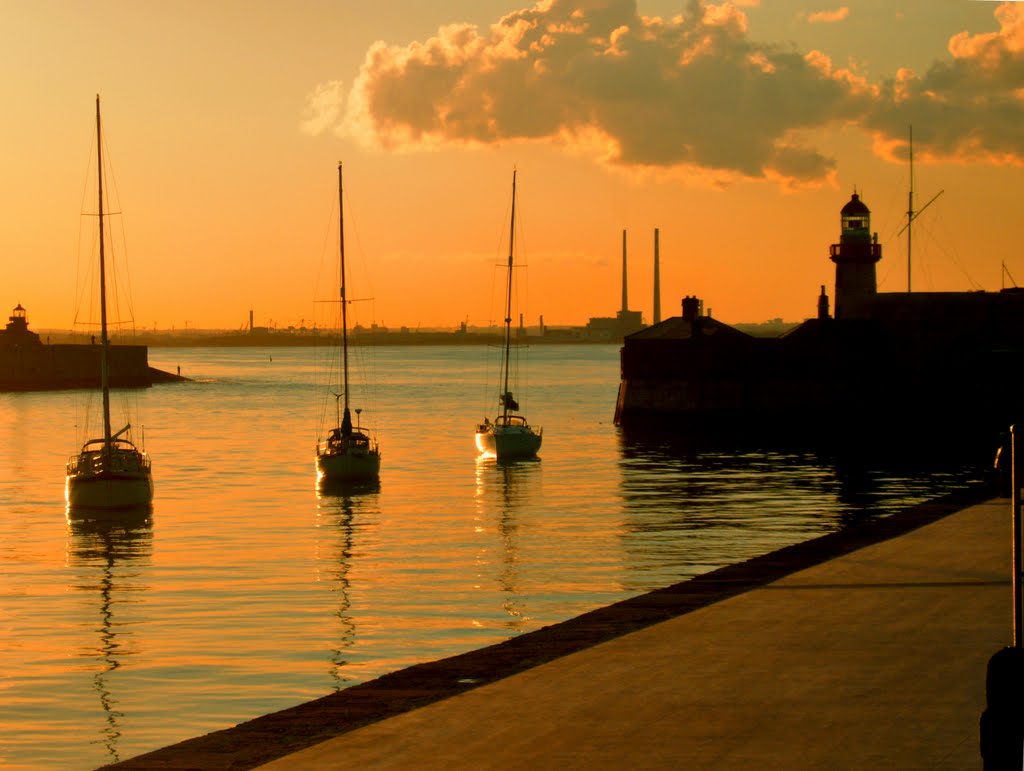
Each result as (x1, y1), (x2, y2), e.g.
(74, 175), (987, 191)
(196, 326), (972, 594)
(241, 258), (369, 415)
(0, 304), (41, 345)
(829, 192), (882, 319)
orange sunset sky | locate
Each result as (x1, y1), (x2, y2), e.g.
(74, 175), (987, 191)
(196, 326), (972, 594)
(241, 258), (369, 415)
(2, 0), (1023, 332)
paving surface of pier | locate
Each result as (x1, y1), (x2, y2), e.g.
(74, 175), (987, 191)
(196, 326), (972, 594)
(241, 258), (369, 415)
(109, 488), (1011, 770)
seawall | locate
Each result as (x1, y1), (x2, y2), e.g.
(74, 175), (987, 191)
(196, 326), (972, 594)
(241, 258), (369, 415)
(0, 343), (185, 391)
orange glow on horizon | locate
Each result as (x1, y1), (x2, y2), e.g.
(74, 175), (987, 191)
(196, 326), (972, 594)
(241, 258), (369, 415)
(2, 2), (1022, 333)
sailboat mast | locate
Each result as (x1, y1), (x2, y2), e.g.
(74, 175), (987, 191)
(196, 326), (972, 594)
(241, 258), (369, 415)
(96, 95), (112, 452)
(907, 125), (913, 293)
(338, 162), (350, 421)
(501, 170), (516, 421)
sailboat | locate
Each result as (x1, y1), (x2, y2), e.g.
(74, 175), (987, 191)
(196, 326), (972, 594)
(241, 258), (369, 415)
(316, 163), (381, 485)
(475, 170), (543, 459)
(66, 96), (153, 510)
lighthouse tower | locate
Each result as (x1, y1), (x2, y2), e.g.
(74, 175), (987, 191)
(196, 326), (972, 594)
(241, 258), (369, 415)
(829, 193), (881, 319)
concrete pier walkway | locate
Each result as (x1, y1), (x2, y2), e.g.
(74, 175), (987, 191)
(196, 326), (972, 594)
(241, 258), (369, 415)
(110, 490), (1011, 770)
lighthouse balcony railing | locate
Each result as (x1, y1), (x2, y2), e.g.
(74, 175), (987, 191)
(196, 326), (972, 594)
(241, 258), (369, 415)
(830, 243), (882, 260)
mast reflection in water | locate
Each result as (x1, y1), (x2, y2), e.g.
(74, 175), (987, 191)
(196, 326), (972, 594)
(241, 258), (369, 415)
(65, 505), (152, 765)
(315, 481), (379, 689)
(474, 456), (542, 634)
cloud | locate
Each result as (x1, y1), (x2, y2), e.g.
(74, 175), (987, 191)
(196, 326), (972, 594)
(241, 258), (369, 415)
(864, 2), (1024, 165)
(306, 0), (1024, 183)
(805, 7), (849, 25)
(301, 80), (347, 135)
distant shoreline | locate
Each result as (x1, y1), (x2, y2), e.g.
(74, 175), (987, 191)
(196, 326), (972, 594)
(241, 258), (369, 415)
(34, 331), (626, 348)
(32, 321), (798, 348)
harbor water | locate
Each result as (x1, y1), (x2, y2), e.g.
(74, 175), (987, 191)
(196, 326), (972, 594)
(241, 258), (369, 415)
(0, 343), (987, 769)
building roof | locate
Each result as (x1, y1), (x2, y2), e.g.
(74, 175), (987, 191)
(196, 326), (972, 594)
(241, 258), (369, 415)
(841, 193), (870, 216)
(626, 315), (753, 342)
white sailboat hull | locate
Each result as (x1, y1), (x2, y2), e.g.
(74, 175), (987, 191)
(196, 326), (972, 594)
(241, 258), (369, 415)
(316, 453), (381, 482)
(475, 423), (542, 459)
(66, 447), (154, 509)
(316, 438), (381, 483)
(66, 472), (154, 509)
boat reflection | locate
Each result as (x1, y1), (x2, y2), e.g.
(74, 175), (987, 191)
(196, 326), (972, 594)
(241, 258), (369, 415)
(65, 504), (152, 765)
(317, 476), (381, 499)
(316, 481), (379, 688)
(474, 455), (541, 633)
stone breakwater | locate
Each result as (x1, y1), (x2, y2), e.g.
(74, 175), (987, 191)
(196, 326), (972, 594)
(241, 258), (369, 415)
(0, 343), (185, 391)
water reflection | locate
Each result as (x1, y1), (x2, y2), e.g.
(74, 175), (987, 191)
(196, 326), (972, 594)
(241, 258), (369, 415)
(317, 477), (381, 499)
(65, 505), (152, 765)
(474, 456), (541, 632)
(616, 430), (985, 588)
(316, 483), (378, 689)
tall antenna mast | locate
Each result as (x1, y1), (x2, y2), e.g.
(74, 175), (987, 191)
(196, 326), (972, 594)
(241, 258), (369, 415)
(897, 126), (944, 292)
(907, 125), (913, 293)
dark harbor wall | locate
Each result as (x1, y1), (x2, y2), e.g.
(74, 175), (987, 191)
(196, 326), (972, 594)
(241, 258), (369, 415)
(615, 193), (1024, 445)
(0, 343), (180, 391)
(614, 317), (877, 434)
(614, 294), (1024, 443)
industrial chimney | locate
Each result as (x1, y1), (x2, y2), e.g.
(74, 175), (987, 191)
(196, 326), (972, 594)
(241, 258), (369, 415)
(653, 228), (661, 325)
(621, 229), (628, 312)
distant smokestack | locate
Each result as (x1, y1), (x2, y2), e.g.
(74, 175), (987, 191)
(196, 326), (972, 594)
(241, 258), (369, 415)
(653, 228), (661, 325)
(249, 309), (253, 333)
(621, 229), (628, 312)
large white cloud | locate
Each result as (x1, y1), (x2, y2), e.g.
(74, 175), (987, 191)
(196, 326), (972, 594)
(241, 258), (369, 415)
(307, 0), (1024, 183)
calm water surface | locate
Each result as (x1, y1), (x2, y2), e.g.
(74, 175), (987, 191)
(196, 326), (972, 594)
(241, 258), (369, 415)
(0, 344), (986, 769)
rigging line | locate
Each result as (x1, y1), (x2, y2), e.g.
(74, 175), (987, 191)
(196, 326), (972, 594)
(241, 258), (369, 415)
(313, 182), (339, 430)
(103, 151), (139, 328)
(314, 178), (346, 439)
(73, 127), (101, 330)
(1003, 261), (1018, 289)
(340, 179), (377, 316)
(511, 175), (531, 410)
(911, 207), (982, 291)
(313, 181), (338, 311)
(74, 226), (99, 331)
(95, 122), (138, 333)
(933, 220), (983, 291)
(346, 305), (377, 422)
(484, 240), (503, 414)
